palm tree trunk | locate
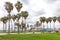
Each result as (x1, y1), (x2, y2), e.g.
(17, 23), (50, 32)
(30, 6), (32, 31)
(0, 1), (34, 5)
(5, 23), (7, 32)
(25, 19), (26, 31)
(22, 17), (23, 32)
(42, 23), (43, 30)
(3, 23), (4, 32)
(59, 22), (60, 28)
(42, 23), (44, 32)
(22, 28), (23, 32)
(50, 22), (51, 31)
(17, 20), (19, 34)
(54, 22), (55, 31)
(37, 26), (38, 31)
(8, 19), (10, 34)
(46, 23), (48, 32)
(41, 23), (42, 32)
(8, 14), (11, 34)
(6, 23), (7, 32)
(43, 23), (44, 29)
(11, 20), (13, 33)
(47, 23), (48, 29)
(14, 21), (15, 32)
(18, 26), (19, 33)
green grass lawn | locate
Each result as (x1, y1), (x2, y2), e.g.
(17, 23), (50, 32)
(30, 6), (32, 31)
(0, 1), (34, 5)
(0, 33), (60, 40)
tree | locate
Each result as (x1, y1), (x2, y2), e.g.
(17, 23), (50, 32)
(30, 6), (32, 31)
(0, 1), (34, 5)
(35, 21), (40, 31)
(16, 13), (21, 33)
(48, 17), (52, 30)
(15, 22), (21, 33)
(15, 1), (22, 12)
(15, 1), (22, 33)
(21, 11), (28, 31)
(53, 16), (57, 31)
(27, 24), (29, 28)
(40, 17), (46, 30)
(21, 21), (26, 32)
(58, 16), (60, 23)
(5, 2), (13, 33)
(12, 15), (17, 32)
(40, 17), (43, 29)
(46, 18), (49, 29)
(1, 16), (8, 32)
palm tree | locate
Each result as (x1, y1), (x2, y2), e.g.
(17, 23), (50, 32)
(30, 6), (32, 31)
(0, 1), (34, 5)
(5, 2), (13, 33)
(40, 17), (46, 30)
(48, 17), (52, 30)
(40, 17), (43, 30)
(58, 16), (60, 23)
(35, 21), (39, 31)
(21, 21), (25, 32)
(27, 24), (29, 28)
(57, 16), (60, 32)
(1, 17), (5, 32)
(15, 1), (22, 12)
(1, 16), (8, 32)
(52, 16), (57, 31)
(21, 11), (28, 31)
(15, 1), (22, 33)
(12, 15), (17, 32)
(4, 17), (8, 32)
(46, 18), (49, 29)
(57, 16), (60, 31)
(15, 22), (21, 33)
(16, 13), (21, 33)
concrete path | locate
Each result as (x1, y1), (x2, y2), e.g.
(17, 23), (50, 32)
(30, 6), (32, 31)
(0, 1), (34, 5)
(0, 32), (42, 35)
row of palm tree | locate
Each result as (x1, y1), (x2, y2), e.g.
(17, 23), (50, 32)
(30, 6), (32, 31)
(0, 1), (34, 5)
(1, 1), (60, 33)
(0, 1), (29, 33)
(40, 16), (60, 31)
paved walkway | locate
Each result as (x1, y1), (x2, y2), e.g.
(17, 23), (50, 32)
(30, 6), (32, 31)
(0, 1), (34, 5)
(0, 32), (55, 35)
(0, 32), (42, 35)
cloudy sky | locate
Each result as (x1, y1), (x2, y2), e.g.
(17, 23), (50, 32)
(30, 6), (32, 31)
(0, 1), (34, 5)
(0, 0), (60, 29)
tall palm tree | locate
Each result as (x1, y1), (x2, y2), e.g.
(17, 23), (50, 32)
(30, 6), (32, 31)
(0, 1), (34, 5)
(57, 16), (60, 32)
(21, 21), (25, 32)
(1, 17), (5, 32)
(15, 22), (21, 32)
(36, 21), (39, 27)
(48, 17), (52, 30)
(4, 17), (8, 32)
(12, 15), (17, 32)
(58, 16), (60, 23)
(46, 18), (49, 29)
(27, 24), (29, 28)
(35, 21), (39, 31)
(40, 17), (43, 29)
(16, 13), (21, 33)
(53, 16), (57, 31)
(40, 17), (46, 30)
(5, 2), (13, 33)
(15, 1), (22, 12)
(57, 16), (60, 31)
(1, 16), (8, 32)
(15, 1), (22, 33)
(21, 11), (28, 31)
